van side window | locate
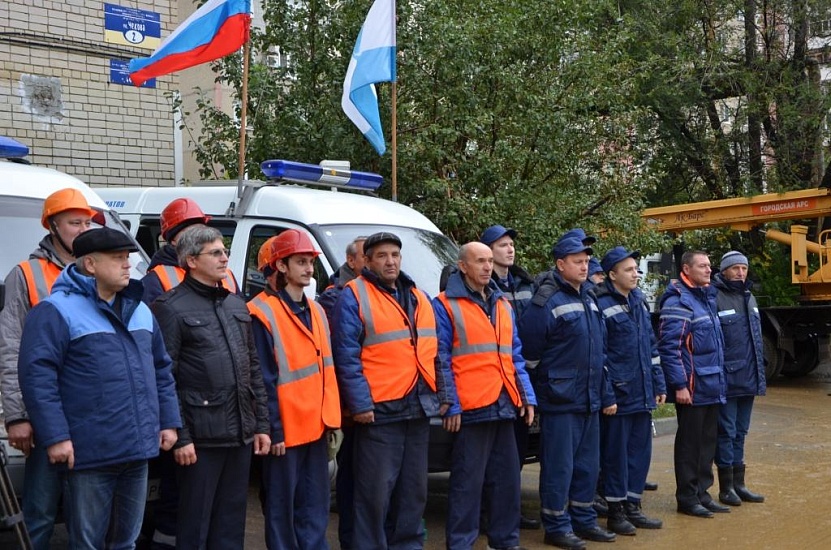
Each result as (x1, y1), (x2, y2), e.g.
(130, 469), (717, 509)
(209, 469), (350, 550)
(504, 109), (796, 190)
(245, 226), (330, 301)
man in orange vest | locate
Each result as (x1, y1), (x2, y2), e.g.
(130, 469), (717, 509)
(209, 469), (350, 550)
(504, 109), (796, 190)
(142, 197), (239, 306)
(434, 241), (537, 550)
(248, 229), (341, 549)
(0, 188), (95, 550)
(331, 231), (448, 550)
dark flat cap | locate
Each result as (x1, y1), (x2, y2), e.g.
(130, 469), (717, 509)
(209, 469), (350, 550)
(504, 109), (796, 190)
(363, 231), (402, 255)
(479, 224), (517, 246)
(73, 227), (138, 257)
(601, 246), (641, 273)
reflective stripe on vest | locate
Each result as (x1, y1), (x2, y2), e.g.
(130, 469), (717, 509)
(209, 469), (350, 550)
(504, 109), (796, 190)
(248, 293), (341, 447)
(19, 259), (62, 306)
(152, 264), (239, 294)
(346, 277), (437, 403)
(437, 293), (521, 410)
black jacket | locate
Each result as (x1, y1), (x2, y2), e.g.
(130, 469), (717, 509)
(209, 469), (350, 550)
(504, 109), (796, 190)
(151, 275), (270, 448)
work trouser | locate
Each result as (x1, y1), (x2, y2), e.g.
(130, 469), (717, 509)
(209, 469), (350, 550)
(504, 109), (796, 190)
(176, 444), (252, 550)
(674, 403), (718, 507)
(262, 437), (330, 550)
(352, 418), (429, 550)
(716, 395), (755, 467)
(539, 412), (600, 535)
(446, 420), (521, 550)
(600, 411), (652, 502)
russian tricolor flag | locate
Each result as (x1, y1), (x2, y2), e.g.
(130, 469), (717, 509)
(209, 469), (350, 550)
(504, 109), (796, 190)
(128, 0), (251, 87)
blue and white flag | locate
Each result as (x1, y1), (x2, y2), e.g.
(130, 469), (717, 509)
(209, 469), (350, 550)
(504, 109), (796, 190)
(341, 0), (396, 155)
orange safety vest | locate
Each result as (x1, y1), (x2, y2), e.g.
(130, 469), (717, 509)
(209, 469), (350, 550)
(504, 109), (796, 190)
(151, 264), (238, 294)
(345, 277), (437, 403)
(248, 292), (341, 447)
(18, 258), (62, 306)
(436, 293), (522, 410)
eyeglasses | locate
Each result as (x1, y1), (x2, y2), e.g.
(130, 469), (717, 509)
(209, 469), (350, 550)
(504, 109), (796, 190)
(195, 248), (231, 258)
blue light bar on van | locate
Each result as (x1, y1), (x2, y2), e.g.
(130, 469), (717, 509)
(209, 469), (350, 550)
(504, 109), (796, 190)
(261, 159), (383, 191)
(0, 137), (29, 158)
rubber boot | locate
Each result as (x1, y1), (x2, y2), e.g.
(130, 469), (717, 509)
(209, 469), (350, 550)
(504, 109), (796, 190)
(733, 464), (765, 503)
(606, 501), (636, 536)
(624, 500), (662, 529)
(717, 466), (742, 506)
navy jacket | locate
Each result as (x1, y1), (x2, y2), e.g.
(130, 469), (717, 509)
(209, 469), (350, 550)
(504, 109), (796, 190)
(330, 269), (442, 424)
(594, 281), (666, 415)
(318, 262), (358, 320)
(18, 265), (181, 470)
(658, 276), (726, 406)
(713, 274), (766, 398)
(433, 271), (536, 424)
(492, 265), (536, 321)
(518, 270), (614, 414)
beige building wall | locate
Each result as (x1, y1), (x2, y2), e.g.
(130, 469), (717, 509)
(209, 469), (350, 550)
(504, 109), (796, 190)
(0, 0), (179, 187)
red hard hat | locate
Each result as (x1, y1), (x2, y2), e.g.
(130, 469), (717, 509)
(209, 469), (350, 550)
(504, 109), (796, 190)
(263, 229), (318, 269)
(160, 198), (211, 241)
(41, 188), (97, 229)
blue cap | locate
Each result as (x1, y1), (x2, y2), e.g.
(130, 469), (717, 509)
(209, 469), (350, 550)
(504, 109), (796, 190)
(601, 246), (641, 273)
(561, 228), (597, 245)
(588, 258), (604, 277)
(480, 224), (517, 246)
(553, 237), (593, 259)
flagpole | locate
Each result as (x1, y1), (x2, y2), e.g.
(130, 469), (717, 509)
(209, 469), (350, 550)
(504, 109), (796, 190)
(236, 26), (251, 200)
(391, 81), (398, 202)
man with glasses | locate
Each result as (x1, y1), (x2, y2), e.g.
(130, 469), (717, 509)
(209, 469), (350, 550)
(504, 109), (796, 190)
(151, 224), (271, 549)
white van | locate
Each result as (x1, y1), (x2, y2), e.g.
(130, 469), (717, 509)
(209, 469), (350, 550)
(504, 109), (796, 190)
(97, 159), (472, 472)
(0, 137), (149, 507)
(97, 160), (459, 301)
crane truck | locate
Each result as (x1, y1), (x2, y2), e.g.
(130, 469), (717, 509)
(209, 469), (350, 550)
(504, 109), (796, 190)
(642, 187), (831, 381)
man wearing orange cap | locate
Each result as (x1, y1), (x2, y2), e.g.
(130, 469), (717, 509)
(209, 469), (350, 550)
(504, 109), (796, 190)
(249, 230), (341, 549)
(0, 188), (95, 550)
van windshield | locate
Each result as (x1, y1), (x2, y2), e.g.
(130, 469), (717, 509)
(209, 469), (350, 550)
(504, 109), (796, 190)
(315, 224), (458, 297)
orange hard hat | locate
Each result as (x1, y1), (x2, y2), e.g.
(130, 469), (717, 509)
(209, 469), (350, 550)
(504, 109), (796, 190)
(41, 188), (97, 229)
(160, 198), (210, 240)
(263, 229), (318, 270)
(257, 236), (280, 272)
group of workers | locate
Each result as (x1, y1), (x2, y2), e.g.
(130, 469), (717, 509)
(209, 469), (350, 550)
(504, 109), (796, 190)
(0, 188), (766, 550)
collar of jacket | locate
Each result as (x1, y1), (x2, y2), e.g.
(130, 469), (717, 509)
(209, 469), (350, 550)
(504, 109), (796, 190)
(148, 243), (179, 270)
(446, 269), (501, 301)
(359, 266), (417, 295)
(31, 234), (67, 268)
(183, 274), (231, 299)
(55, 263), (144, 303)
(713, 272), (752, 293)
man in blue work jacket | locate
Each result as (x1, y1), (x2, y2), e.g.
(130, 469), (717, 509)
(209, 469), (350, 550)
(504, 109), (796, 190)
(658, 250), (727, 518)
(519, 236), (617, 550)
(595, 247), (666, 535)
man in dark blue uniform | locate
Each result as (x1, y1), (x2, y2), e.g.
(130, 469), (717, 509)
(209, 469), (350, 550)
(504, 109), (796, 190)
(519, 236), (617, 550)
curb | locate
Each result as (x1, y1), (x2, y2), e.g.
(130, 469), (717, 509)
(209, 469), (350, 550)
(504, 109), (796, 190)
(653, 416), (677, 437)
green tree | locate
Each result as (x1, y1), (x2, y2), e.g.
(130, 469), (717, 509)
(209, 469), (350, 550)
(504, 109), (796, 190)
(183, 0), (831, 281)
